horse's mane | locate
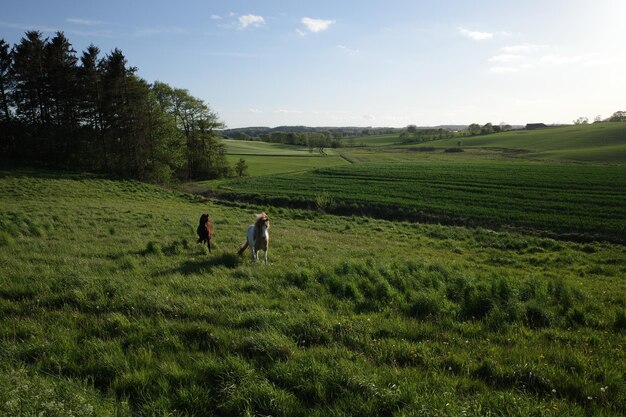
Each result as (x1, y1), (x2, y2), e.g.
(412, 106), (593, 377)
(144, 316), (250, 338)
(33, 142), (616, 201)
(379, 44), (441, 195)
(253, 213), (269, 241)
(254, 212), (269, 226)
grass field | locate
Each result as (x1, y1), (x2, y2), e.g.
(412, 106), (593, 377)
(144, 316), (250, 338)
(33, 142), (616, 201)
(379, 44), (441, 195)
(220, 160), (626, 243)
(220, 139), (349, 178)
(1, 167), (625, 416)
(222, 139), (341, 156)
(397, 123), (626, 164)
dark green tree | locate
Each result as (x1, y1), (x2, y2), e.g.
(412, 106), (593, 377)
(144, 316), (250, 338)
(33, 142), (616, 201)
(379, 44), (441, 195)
(0, 39), (12, 123)
(0, 38), (14, 154)
(235, 158), (248, 177)
(12, 31), (48, 126)
(609, 111), (626, 122)
(468, 123), (481, 136)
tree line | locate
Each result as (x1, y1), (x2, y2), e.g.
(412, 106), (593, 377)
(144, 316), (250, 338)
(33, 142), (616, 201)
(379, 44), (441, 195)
(0, 31), (231, 182)
(399, 122), (513, 144)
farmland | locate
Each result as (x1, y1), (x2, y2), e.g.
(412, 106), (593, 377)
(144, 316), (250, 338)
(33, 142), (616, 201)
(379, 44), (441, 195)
(351, 123), (626, 164)
(221, 139), (348, 176)
(1, 168), (625, 416)
(219, 160), (626, 243)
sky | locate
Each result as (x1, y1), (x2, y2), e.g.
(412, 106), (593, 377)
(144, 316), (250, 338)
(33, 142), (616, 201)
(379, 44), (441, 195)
(2, 0), (625, 128)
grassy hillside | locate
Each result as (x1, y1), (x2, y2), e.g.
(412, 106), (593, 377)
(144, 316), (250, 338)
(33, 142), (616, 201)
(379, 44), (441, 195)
(342, 123), (626, 164)
(1, 168), (625, 416)
(416, 123), (626, 163)
(221, 160), (626, 243)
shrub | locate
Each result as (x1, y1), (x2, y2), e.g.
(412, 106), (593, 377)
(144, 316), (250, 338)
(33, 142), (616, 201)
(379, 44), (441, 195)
(444, 147), (464, 153)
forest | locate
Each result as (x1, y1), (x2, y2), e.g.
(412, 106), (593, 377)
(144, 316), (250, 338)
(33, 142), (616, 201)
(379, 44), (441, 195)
(0, 31), (230, 182)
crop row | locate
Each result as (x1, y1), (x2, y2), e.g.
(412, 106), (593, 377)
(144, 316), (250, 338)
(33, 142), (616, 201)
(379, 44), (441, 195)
(222, 161), (626, 242)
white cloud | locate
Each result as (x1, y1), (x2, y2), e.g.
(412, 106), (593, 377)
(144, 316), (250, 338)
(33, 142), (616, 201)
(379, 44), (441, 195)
(248, 108), (262, 113)
(275, 109), (302, 114)
(239, 14), (265, 29)
(501, 44), (548, 53)
(489, 66), (520, 74)
(539, 54), (584, 65)
(458, 27), (493, 40)
(66, 18), (104, 25)
(301, 17), (335, 33)
(488, 54), (524, 63)
(210, 15), (222, 20)
(337, 45), (360, 55)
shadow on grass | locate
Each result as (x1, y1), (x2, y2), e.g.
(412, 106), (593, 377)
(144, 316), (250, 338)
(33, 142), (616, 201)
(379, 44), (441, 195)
(0, 160), (106, 180)
(161, 252), (243, 276)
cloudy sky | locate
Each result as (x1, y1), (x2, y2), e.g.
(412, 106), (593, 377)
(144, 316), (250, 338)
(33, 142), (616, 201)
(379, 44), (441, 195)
(2, 0), (625, 128)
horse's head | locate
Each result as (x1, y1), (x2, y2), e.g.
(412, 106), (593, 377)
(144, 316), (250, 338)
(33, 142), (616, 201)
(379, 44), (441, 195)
(199, 213), (209, 225)
(255, 213), (270, 239)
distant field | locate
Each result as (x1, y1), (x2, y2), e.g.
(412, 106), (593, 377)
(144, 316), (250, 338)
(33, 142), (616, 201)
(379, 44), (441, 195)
(220, 139), (348, 178)
(222, 139), (339, 156)
(225, 154), (348, 176)
(345, 134), (403, 147)
(221, 160), (626, 242)
(343, 123), (626, 164)
(420, 123), (626, 163)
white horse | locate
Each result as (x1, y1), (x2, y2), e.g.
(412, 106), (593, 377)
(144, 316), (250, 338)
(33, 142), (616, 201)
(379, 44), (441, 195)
(237, 213), (270, 264)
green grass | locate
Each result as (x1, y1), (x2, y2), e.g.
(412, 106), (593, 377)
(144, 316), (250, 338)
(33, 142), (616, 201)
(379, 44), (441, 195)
(345, 134), (403, 147)
(222, 139), (340, 156)
(221, 160), (626, 242)
(421, 123), (626, 164)
(225, 154), (349, 177)
(344, 123), (626, 164)
(1, 167), (625, 416)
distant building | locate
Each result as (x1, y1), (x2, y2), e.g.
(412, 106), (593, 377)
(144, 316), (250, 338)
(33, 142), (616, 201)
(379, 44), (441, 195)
(525, 123), (548, 130)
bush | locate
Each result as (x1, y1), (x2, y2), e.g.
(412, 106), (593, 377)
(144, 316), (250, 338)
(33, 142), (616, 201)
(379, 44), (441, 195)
(444, 147), (464, 153)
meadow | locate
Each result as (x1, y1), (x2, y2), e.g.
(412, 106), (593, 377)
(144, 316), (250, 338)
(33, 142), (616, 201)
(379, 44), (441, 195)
(220, 139), (349, 177)
(1, 167), (625, 416)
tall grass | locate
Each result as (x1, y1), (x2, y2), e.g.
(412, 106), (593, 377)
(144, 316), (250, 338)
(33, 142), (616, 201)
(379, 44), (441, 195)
(0, 168), (625, 416)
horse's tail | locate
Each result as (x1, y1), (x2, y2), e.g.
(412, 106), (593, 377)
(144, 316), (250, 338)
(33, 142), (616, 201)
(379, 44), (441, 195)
(237, 240), (248, 256)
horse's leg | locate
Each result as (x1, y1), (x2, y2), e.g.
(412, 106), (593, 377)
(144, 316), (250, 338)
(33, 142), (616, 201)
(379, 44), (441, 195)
(263, 249), (268, 265)
(207, 237), (211, 253)
(251, 246), (257, 262)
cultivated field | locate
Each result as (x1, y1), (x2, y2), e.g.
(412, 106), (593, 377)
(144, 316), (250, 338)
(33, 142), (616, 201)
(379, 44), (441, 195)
(1, 168), (625, 416)
(220, 160), (626, 243)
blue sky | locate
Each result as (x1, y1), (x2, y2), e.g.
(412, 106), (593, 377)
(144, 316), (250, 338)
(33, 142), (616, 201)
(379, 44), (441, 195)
(2, 0), (625, 128)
